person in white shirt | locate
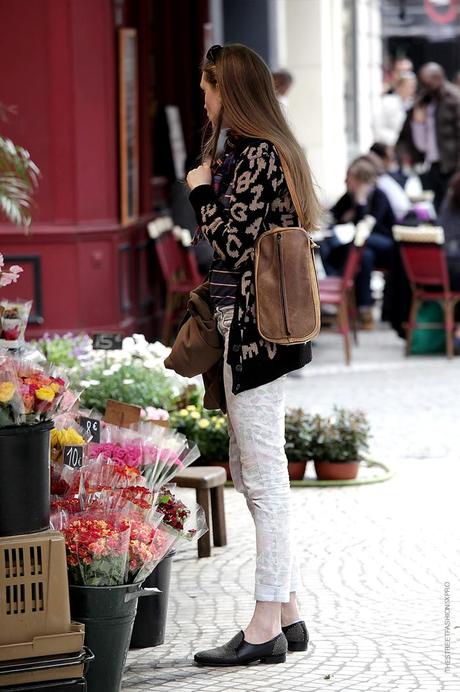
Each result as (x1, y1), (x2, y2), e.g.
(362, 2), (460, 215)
(369, 143), (412, 221)
(374, 72), (416, 146)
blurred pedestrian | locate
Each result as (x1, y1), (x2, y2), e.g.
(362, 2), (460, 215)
(374, 71), (416, 146)
(397, 62), (460, 211)
(321, 156), (396, 329)
(272, 68), (293, 98)
(369, 143), (411, 220)
(383, 56), (414, 94)
(187, 43), (319, 667)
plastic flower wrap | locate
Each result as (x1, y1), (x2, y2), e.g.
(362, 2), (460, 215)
(124, 510), (177, 584)
(0, 352), (73, 427)
(50, 462), (81, 497)
(60, 512), (132, 586)
(87, 424), (143, 468)
(51, 414), (91, 465)
(0, 299), (32, 347)
(0, 361), (24, 427)
(155, 485), (208, 542)
(80, 455), (145, 503)
(139, 423), (200, 488)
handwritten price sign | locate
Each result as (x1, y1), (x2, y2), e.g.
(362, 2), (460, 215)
(63, 445), (83, 469)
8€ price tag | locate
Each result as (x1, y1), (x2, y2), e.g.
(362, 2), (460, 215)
(63, 445), (83, 469)
(80, 416), (101, 443)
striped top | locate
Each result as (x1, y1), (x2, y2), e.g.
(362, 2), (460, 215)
(208, 135), (242, 310)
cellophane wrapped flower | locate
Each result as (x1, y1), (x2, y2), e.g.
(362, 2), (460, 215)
(61, 513), (131, 586)
(88, 441), (142, 468)
(0, 352), (73, 427)
(126, 512), (177, 584)
(51, 415), (90, 464)
(50, 462), (81, 497)
(155, 486), (208, 543)
(0, 299), (31, 345)
(137, 423), (200, 488)
(87, 423), (143, 467)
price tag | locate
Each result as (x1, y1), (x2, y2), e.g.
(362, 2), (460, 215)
(63, 445), (84, 469)
(92, 333), (123, 350)
(80, 416), (101, 443)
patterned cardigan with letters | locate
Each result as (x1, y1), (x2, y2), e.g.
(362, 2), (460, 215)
(189, 137), (312, 395)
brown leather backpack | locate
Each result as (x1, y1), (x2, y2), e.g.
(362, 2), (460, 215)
(254, 156), (321, 345)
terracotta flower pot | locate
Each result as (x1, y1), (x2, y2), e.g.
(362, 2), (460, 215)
(287, 461), (307, 481)
(314, 460), (360, 481)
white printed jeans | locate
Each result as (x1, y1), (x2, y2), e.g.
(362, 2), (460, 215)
(216, 306), (301, 603)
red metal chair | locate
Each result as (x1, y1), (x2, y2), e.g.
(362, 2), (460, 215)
(319, 243), (365, 364)
(155, 231), (203, 344)
(399, 242), (460, 358)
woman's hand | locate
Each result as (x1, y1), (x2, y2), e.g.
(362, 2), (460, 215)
(186, 162), (212, 190)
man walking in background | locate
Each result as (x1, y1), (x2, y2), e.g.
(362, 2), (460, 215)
(397, 62), (460, 211)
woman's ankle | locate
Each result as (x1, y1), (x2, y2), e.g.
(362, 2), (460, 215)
(281, 593), (301, 627)
(244, 602), (282, 644)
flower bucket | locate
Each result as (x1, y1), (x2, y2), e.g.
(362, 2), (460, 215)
(69, 583), (158, 692)
(130, 551), (174, 649)
(0, 420), (53, 537)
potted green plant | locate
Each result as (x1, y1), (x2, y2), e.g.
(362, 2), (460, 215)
(310, 407), (370, 481)
(170, 405), (230, 478)
(284, 408), (313, 481)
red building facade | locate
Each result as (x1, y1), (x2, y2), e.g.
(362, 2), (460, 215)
(0, 0), (209, 338)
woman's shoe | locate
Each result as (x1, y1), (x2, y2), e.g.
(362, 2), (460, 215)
(282, 621), (309, 652)
(194, 631), (287, 667)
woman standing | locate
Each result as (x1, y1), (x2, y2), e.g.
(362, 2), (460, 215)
(186, 44), (320, 666)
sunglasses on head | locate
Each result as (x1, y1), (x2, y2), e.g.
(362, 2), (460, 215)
(206, 44), (223, 63)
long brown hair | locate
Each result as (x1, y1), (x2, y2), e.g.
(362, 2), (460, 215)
(201, 44), (321, 230)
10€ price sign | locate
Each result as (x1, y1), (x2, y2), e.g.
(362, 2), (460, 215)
(63, 445), (83, 469)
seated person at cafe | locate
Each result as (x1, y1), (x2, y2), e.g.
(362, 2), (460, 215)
(369, 142), (412, 221)
(321, 156), (396, 329)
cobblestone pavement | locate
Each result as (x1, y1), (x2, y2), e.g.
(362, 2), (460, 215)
(123, 327), (460, 692)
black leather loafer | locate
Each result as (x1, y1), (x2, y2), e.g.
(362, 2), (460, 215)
(282, 621), (309, 652)
(194, 631), (287, 666)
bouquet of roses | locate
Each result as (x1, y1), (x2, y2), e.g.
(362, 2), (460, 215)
(53, 505), (179, 586)
(155, 485), (207, 542)
(138, 423), (200, 489)
(51, 414), (91, 465)
(59, 511), (132, 586)
(0, 352), (72, 427)
(87, 423), (143, 467)
(125, 510), (178, 583)
(0, 299), (32, 346)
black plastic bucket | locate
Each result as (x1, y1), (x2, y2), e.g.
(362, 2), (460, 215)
(130, 552), (174, 649)
(0, 420), (53, 537)
(69, 584), (158, 692)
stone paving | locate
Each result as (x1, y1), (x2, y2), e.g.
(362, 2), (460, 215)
(123, 326), (460, 692)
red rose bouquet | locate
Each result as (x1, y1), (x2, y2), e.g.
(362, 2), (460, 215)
(61, 513), (131, 586)
(155, 486), (207, 542)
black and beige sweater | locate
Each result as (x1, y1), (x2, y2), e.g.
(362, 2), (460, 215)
(189, 137), (312, 395)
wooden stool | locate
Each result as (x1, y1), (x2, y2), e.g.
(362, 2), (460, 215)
(175, 466), (227, 558)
